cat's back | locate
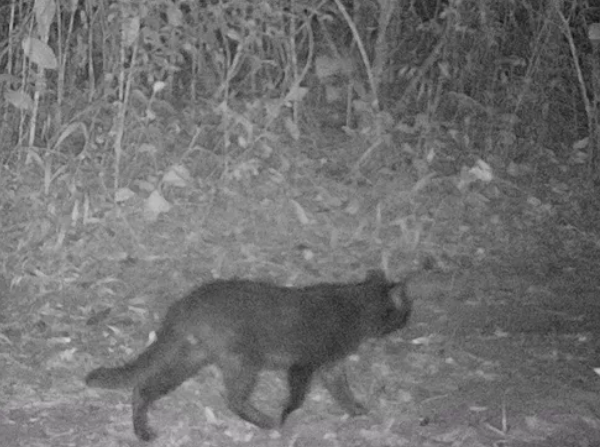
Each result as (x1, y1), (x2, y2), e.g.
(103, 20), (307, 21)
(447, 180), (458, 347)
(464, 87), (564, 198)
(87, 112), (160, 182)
(162, 271), (397, 334)
(166, 278), (297, 322)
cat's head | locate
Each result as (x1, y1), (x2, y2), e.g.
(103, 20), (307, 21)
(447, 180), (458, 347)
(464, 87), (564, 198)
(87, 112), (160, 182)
(362, 270), (412, 336)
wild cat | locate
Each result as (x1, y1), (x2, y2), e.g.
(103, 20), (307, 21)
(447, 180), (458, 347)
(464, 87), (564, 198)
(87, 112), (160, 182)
(85, 270), (412, 441)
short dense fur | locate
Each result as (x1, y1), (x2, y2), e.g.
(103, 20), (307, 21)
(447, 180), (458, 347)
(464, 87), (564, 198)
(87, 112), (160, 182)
(85, 270), (411, 441)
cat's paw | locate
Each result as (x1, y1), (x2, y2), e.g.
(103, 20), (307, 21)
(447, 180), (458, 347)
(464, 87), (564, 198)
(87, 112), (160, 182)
(134, 425), (157, 442)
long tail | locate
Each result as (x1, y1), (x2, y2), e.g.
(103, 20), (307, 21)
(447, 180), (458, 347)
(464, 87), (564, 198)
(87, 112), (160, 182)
(85, 327), (179, 389)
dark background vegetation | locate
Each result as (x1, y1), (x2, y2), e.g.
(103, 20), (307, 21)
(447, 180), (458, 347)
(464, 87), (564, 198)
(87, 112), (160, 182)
(2, 0), (600, 275)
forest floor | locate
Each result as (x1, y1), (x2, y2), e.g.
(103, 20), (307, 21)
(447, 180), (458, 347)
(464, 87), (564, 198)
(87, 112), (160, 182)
(1, 129), (599, 447)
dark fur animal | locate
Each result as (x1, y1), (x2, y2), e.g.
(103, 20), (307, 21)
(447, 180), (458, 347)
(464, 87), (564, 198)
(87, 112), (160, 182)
(85, 270), (411, 441)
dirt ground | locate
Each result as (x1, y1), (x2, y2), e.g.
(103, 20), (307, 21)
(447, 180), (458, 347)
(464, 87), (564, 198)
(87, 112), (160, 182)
(1, 257), (599, 447)
(1, 121), (599, 447)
